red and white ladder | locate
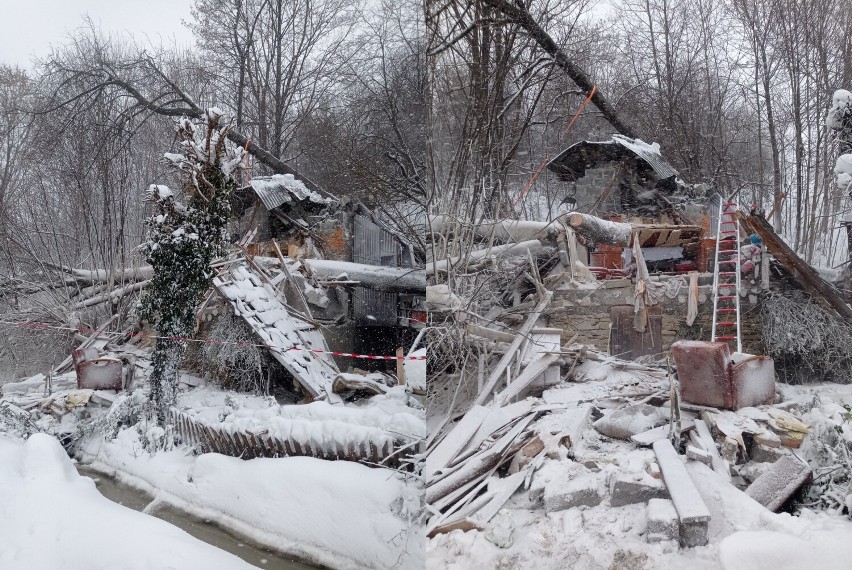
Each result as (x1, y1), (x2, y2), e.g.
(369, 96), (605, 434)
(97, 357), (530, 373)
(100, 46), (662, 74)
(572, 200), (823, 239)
(710, 198), (742, 353)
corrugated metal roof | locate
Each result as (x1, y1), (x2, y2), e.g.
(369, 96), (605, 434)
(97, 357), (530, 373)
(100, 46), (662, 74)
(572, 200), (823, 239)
(611, 135), (678, 179)
(249, 174), (335, 211)
(547, 135), (678, 181)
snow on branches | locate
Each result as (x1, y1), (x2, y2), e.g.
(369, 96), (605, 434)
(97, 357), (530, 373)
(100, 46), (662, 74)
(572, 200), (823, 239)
(139, 110), (243, 425)
(827, 89), (852, 197)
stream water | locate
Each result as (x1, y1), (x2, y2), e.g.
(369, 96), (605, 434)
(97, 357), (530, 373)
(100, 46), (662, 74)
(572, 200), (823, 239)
(76, 465), (322, 570)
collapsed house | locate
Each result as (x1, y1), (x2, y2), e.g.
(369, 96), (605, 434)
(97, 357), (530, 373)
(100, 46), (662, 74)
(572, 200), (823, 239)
(232, 174), (426, 367)
(424, 135), (852, 562)
(432, 135), (852, 380)
(0, 170), (428, 469)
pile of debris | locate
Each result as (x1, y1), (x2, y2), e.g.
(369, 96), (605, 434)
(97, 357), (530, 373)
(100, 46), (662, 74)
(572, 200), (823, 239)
(423, 284), (821, 551)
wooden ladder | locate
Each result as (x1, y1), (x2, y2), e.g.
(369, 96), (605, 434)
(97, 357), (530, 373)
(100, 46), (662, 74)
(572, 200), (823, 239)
(710, 198), (742, 353)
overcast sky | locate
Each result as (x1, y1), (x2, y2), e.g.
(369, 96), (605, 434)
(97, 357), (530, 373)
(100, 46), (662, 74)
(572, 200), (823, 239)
(0, 0), (194, 68)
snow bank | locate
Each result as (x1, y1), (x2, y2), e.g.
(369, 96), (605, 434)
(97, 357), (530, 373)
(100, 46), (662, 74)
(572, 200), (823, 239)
(0, 433), (252, 570)
(81, 428), (423, 570)
(178, 384), (427, 444)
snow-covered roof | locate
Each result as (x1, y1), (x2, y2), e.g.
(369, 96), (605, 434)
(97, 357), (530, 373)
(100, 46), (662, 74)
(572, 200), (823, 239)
(248, 174), (336, 211)
(547, 135), (678, 181)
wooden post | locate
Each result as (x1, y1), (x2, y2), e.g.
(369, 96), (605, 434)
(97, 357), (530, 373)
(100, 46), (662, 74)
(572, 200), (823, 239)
(396, 347), (406, 385)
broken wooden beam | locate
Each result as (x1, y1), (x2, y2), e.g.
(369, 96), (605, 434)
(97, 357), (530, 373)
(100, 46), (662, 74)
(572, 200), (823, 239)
(739, 211), (852, 322)
(693, 419), (731, 483)
(492, 353), (561, 407)
(423, 406), (492, 480)
(472, 290), (554, 407)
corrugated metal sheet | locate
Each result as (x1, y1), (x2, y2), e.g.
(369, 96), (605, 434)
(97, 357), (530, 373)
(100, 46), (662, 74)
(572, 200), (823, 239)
(353, 287), (398, 326)
(353, 214), (403, 326)
(354, 214), (400, 266)
(249, 174), (332, 210)
(611, 135), (679, 180)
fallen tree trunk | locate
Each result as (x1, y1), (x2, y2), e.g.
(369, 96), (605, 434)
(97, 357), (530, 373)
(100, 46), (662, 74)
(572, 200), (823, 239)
(480, 0), (638, 139)
(427, 240), (545, 275)
(429, 215), (561, 245)
(301, 259), (426, 294)
(68, 266), (154, 284)
(561, 212), (703, 248)
(72, 280), (150, 310)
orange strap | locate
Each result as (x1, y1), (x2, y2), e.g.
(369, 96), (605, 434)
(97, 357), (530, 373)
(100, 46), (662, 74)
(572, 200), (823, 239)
(561, 85), (596, 139)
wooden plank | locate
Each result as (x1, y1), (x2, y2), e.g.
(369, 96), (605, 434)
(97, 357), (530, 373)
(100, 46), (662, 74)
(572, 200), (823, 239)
(653, 439), (711, 547)
(473, 290), (554, 406)
(426, 415), (535, 505)
(423, 406), (492, 480)
(472, 470), (528, 524)
(610, 304), (662, 360)
(631, 419), (695, 447)
(693, 419), (730, 482)
(492, 353), (560, 407)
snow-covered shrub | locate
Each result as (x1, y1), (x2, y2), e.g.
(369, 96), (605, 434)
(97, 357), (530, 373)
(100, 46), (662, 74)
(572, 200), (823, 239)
(800, 398), (852, 517)
(201, 313), (267, 394)
(139, 109), (243, 424)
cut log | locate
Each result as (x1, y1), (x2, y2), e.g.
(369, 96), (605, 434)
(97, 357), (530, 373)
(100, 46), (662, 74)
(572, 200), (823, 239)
(562, 212), (634, 246)
(561, 212), (703, 248)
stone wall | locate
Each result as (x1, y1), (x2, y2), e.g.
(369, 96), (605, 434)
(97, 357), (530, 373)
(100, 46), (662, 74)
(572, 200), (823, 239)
(546, 275), (766, 357)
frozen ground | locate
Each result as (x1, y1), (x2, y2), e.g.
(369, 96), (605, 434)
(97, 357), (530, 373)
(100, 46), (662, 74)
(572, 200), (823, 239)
(0, 361), (426, 570)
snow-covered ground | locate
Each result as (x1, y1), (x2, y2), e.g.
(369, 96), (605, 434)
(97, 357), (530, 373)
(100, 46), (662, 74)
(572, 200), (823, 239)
(0, 433), (255, 570)
(79, 428), (423, 569)
(0, 359), (426, 570)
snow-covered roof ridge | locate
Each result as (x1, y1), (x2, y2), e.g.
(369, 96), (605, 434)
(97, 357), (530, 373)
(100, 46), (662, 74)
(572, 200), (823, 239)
(548, 134), (678, 181)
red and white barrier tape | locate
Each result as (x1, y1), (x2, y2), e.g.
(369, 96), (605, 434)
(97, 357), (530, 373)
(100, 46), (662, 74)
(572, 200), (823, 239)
(0, 320), (427, 361)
